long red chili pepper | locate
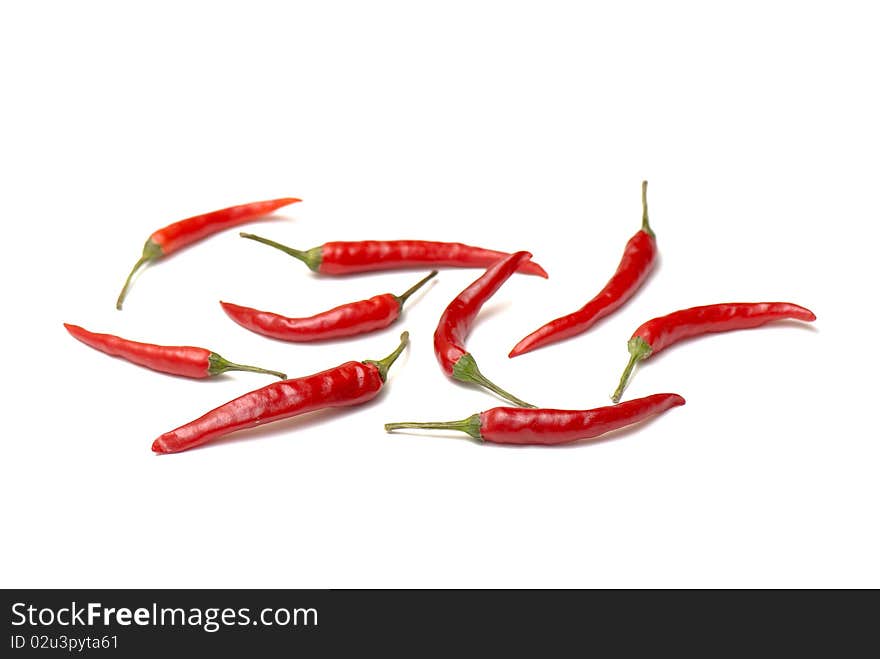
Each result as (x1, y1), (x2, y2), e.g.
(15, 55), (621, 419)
(220, 270), (437, 342)
(152, 332), (409, 454)
(116, 197), (301, 309)
(385, 393), (685, 445)
(611, 302), (817, 402)
(434, 251), (536, 408)
(510, 181), (657, 357)
(64, 323), (286, 379)
(239, 232), (549, 278)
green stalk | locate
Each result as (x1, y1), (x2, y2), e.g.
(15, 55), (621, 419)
(453, 353), (535, 408)
(240, 232), (323, 272)
(641, 180), (654, 238)
(207, 353), (286, 379)
(364, 332), (410, 382)
(395, 270), (438, 307)
(611, 336), (653, 403)
(116, 239), (163, 310)
(384, 414), (483, 440)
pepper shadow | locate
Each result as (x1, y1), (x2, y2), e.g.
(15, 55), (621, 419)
(468, 300), (513, 334)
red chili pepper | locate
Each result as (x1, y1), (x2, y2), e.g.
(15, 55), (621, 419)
(116, 197), (301, 309)
(239, 233), (549, 278)
(611, 302), (817, 402)
(434, 251), (536, 408)
(64, 323), (286, 379)
(152, 332), (409, 454)
(385, 393), (685, 445)
(510, 181), (657, 357)
(220, 270), (437, 342)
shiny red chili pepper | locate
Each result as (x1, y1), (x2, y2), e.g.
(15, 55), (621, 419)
(116, 197), (301, 309)
(611, 302), (817, 402)
(385, 393), (685, 445)
(64, 323), (286, 379)
(510, 181), (657, 357)
(152, 332), (409, 454)
(239, 233), (549, 277)
(434, 251), (536, 408)
(220, 270), (437, 342)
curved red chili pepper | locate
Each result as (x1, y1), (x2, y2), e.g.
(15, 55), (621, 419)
(239, 233), (549, 278)
(116, 197), (301, 310)
(64, 323), (286, 379)
(220, 270), (437, 342)
(152, 332), (409, 454)
(385, 393), (685, 445)
(611, 302), (817, 402)
(434, 251), (536, 408)
(510, 181), (657, 357)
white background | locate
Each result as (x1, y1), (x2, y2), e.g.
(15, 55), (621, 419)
(1, 1), (877, 588)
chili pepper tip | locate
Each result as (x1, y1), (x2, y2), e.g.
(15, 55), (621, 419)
(529, 262), (550, 279)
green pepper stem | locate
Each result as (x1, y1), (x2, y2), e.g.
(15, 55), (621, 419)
(384, 414), (483, 440)
(240, 232), (323, 272)
(453, 352), (535, 408)
(116, 239), (163, 310)
(207, 353), (286, 379)
(395, 270), (438, 307)
(641, 180), (654, 238)
(364, 331), (410, 382)
(611, 336), (653, 403)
